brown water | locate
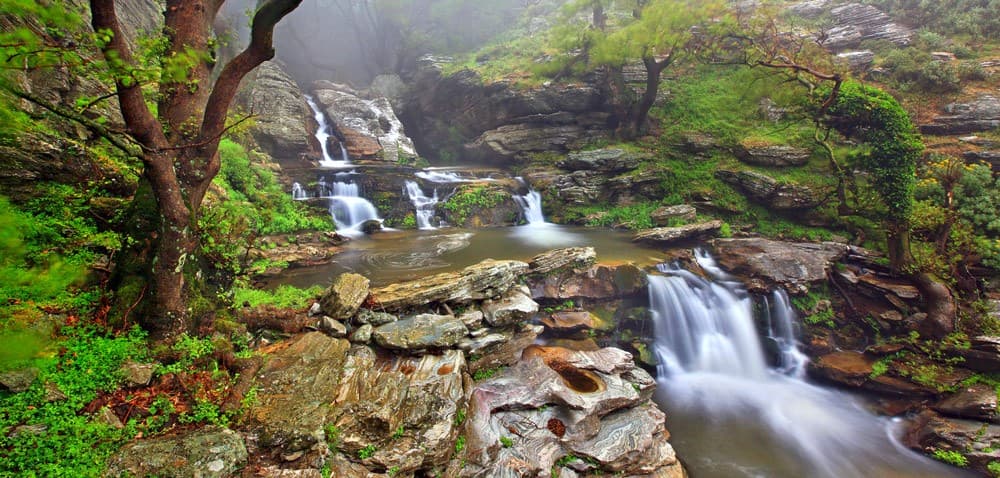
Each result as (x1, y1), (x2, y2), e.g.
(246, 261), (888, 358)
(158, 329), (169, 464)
(267, 225), (664, 288)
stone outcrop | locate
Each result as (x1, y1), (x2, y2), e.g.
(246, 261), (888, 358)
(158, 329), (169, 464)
(651, 205), (697, 226)
(528, 247), (597, 275)
(105, 427), (247, 478)
(808, 351), (939, 397)
(556, 148), (648, 173)
(906, 410), (1000, 475)
(735, 143), (812, 167)
(933, 385), (999, 423)
(460, 346), (684, 477)
(716, 170), (825, 211)
(369, 259), (529, 311)
(956, 336), (1000, 373)
(480, 286), (539, 327)
(372, 313), (468, 349)
(529, 263), (648, 301)
(238, 62), (314, 165)
(836, 50), (876, 71)
(312, 82), (417, 163)
(711, 238), (849, 292)
(789, 2), (912, 51)
(921, 94), (1000, 135)
(319, 273), (370, 319)
(526, 167), (666, 210)
(402, 57), (617, 165)
(632, 221), (724, 246)
(249, 232), (346, 274)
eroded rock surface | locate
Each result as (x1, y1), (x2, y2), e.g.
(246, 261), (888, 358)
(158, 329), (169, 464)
(921, 94), (1000, 135)
(369, 259), (529, 311)
(633, 221), (723, 245)
(320, 273), (370, 319)
(239, 62), (313, 164)
(716, 169), (824, 211)
(711, 238), (849, 292)
(105, 427), (247, 478)
(313, 83), (417, 163)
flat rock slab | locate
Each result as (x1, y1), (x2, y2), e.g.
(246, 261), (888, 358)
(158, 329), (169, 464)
(711, 238), (848, 292)
(542, 311), (597, 331)
(529, 247), (596, 275)
(105, 427), (247, 478)
(528, 264), (648, 300)
(808, 351), (938, 397)
(934, 384), (999, 423)
(369, 259), (528, 311)
(373, 313), (468, 349)
(633, 221), (722, 245)
(481, 286), (539, 327)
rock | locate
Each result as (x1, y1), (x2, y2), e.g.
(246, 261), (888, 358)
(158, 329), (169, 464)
(921, 94), (1000, 135)
(354, 309), (397, 326)
(120, 361), (154, 388)
(313, 85), (417, 163)
(459, 310), (485, 329)
(466, 121), (610, 164)
(468, 324), (543, 375)
(458, 330), (514, 355)
(906, 410), (1000, 475)
(557, 148), (646, 173)
(958, 336), (1000, 373)
(964, 150), (1000, 173)
(319, 317), (348, 338)
(633, 221), (723, 245)
(239, 62), (313, 163)
(931, 51), (957, 62)
(836, 50), (876, 71)
(808, 351), (937, 397)
(650, 205), (697, 226)
(368, 74), (408, 109)
(934, 385), (999, 422)
(307, 302), (321, 317)
(249, 233), (345, 270)
(481, 286), (539, 327)
(104, 427), (247, 478)
(542, 311), (597, 332)
(372, 314), (468, 350)
(349, 324), (373, 344)
(735, 143), (811, 167)
(856, 273), (921, 300)
(360, 219), (382, 234)
(319, 273), (370, 320)
(791, 2), (912, 51)
(95, 407), (123, 429)
(0, 367), (38, 393)
(711, 238), (849, 292)
(716, 169), (824, 210)
(529, 264), (649, 301)
(369, 259), (529, 311)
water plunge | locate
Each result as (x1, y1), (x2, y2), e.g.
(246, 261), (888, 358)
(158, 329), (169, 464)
(315, 175), (381, 236)
(305, 95), (351, 169)
(648, 251), (965, 478)
(404, 180), (440, 230)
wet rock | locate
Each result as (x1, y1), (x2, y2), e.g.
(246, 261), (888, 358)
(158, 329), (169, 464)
(319, 317), (348, 338)
(373, 314), (468, 350)
(542, 311), (597, 332)
(557, 148), (646, 173)
(104, 427), (247, 478)
(308, 302), (322, 317)
(0, 367), (38, 393)
(360, 219), (383, 234)
(963, 150), (1000, 173)
(711, 238), (849, 292)
(906, 410), (1000, 475)
(529, 248), (597, 275)
(529, 263), (648, 301)
(921, 94), (1000, 135)
(650, 205), (697, 226)
(467, 121), (610, 164)
(120, 361), (154, 388)
(458, 330), (514, 355)
(468, 324), (544, 375)
(716, 169), (824, 210)
(836, 50), (876, 71)
(369, 259), (529, 311)
(313, 84), (417, 163)
(808, 351), (937, 397)
(319, 273), (370, 320)
(481, 286), (539, 327)
(95, 407), (124, 429)
(249, 237), (344, 272)
(239, 62), (313, 163)
(934, 384), (999, 423)
(957, 336), (1000, 373)
(354, 309), (397, 326)
(633, 221), (723, 245)
(349, 324), (373, 344)
(735, 143), (811, 167)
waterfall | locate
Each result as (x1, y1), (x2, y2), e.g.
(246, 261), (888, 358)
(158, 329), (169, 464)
(317, 176), (381, 235)
(404, 180), (439, 230)
(513, 178), (548, 226)
(416, 170), (468, 183)
(291, 182), (307, 200)
(648, 252), (962, 478)
(305, 95), (351, 168)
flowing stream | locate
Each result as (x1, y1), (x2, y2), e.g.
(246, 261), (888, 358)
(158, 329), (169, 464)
(648, 252), (966, 478)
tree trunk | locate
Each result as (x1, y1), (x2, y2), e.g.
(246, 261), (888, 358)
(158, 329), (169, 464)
(885, 221), (914, 275)
(624, 56), (669, 139)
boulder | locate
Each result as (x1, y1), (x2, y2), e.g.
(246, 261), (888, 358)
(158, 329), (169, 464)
(466, 121), (609, 164)
(0, 367), (38, 393)
(349, 324), (373, 344)
(934, 384), (999, 423)
(319, 273), (370, 319)
(557, 148), (646, 173)
(372, 314), (468, 350)
(369, 259), (529, 311)
(921, 94), (1000, 135)
(313, 85), (417, 163)
(790, 2), (912, 51)
(836, 50), (876, 71)
(963, 150), (1000, 173)
(906, 410), (1000, 475)
(735, 144), (811, 167)
(481, 286), (539, 327)
(104, 427), (247, 478)
(529, 264), (648, 301)
(120, 361), (154, 388)
(650, 205), (697, 226)
(716, 169), (825, 210)
(249, 233), (345, 272)
(711, 238), (849, 291)
(542, 311), (597, 332)
(633, 221), (724, 245)
(239, 62), (313, 163)
(319, 317), (348, 338)
(354, 309), (397, 326)
(958, 336), (1000, 373)
(529, 247), (597, 275)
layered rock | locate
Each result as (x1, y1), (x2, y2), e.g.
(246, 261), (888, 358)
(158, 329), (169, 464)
(735, 143), (812, 167)
(372, 313), (468, 349)
(557, 148), (649, 173)
(716, 170), (825, 211)
(528, 247), (597, 275)
(312, 83), (417, 163)
(921, 94), (1000, 135)
(633, 221), (724, 246)
(808, 351), (940, 397)
(319, 273), (370, 319)
(368, 259), (529, 311)
(238, 62), (314, 165)
(711, 238), (849, 292)
(789, 2), (912, 51)
(529, 263), (648, 301)
(907, 410), (1000, 475)
(650, 205), (697, 226)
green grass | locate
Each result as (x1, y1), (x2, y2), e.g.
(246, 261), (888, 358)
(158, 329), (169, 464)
(441, 185), (506, 225)
(230, 285), (322, 309)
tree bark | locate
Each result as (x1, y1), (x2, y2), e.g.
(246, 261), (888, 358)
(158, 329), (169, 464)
(624, 55), (670, 139)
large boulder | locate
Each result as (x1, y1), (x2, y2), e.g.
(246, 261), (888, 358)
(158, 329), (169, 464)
(789, 2), (912, 51)
(716, 169), (825, 210)
(735, 143), (812, 167)
(239, 61), (314, 164)
(921, 94), (1000, 135)
(368, 259), (529, 311)
(372, 313), (468, 350)
(480, 286), (539, 327)
(319, 273), (370, 319)
(313, 83), (417, 163)
(104, 427), (247, 478)
(906, 411), (1000, 475)
(632, 221), (724, 246)
(934, 384), (1000, 423)
(711, 238), (848, 292)
(650, 205), (697, 226)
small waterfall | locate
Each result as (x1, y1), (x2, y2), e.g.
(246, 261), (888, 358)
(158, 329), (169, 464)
(416, 170), (468, 183)
(339, 143), (350, 163)
(305, 95), (351, 168)
(648, 252), (962, 478)
(317, 176), (381, 235)
(404, 180), (439, 230)
(513, 178), (548, 226)
(291, 182), (308, 200)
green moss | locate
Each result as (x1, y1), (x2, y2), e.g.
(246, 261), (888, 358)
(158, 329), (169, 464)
(932, 449), (968, 468)
(441, 185), (506, 225)
(230, 285), (322, 309)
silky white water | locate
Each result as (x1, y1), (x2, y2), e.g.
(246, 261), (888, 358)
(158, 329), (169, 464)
(404, 180), (440, 230)
(316, 177), (381, 236)
(305, 95), (351, 168)
(649, 252), (965, 477)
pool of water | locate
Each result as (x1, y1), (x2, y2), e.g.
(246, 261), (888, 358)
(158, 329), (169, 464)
(266, 224), (665, 288)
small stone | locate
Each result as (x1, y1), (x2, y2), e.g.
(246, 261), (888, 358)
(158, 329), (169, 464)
(459, 310), (485, 329)
(96, 407), (124, 429)
(320, 317), (348, 338)
(349, 324), (373, 343)
(0, 367), (38, 393)
(542, 311), (596, 332)
(354, 309), (397, 326)
(308, 302), (322, 317)
(120, 361), (155, 388)
(43, 382), (67, 402)
(281, 450), (305, 462)
(880, 310), (904, 322)
(632, 221), (723, 245)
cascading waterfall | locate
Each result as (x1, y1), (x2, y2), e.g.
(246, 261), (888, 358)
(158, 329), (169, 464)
(316, 176), (381, 235)
(291, 182), (307, 200)
(404, 180), (439, 230)
(649, 251), (963, 478)
(305, 95), (351, 168)
(513, 178), (549, 226)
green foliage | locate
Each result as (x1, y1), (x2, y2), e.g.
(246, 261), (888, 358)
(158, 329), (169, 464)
(391, 425), (405, 440)
(499, 436), (513, 448)
(790, 287), (836, 328)
(454, 435), (466, 453)
(473, 367), (503, 381)
(453, 409), (467, 427)
(932, 449), (969, 467)
(988, 460), (1000, 477)
(441, 185), (506, 225)
(156, 333), (214, 376)
(358, 444), (377, 460)
(0, 326), (147, 476)
(230, 285), (322, 309)
(543, 300), (576, 314)
(580, 202), (659, 230)
(324, 424), (342, 449)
